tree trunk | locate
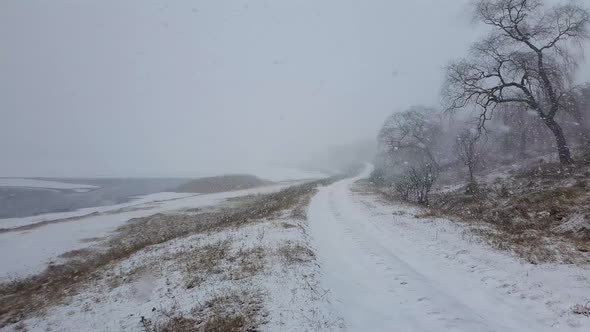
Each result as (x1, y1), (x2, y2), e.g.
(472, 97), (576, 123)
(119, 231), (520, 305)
(534, 50), (573, 164)
(468, 163), (475, 184)
(465, 163), (478, 194)
(544, 117), (574, 164)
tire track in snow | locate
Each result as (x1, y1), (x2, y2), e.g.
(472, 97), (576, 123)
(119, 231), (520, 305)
(308, 165), (552, 332)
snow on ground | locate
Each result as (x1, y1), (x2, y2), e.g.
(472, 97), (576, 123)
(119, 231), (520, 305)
(0, 178), (99, 190)
(5, 166), (590, 331)
(14, 195), (339, 332)
(0, 183), (292, 280)
(309, 165), (590, 331)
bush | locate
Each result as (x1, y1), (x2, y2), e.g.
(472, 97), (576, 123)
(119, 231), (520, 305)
(393, 176), (413, 201)
(390, 162), (438, 204)
(369, 168), (386, 185)
(407, 163), (438, 204)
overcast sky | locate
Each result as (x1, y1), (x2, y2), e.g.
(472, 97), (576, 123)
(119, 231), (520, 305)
(1, 0), (588, 177)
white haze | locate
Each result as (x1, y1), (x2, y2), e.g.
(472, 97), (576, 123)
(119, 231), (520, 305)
(1, 0), (588, 177)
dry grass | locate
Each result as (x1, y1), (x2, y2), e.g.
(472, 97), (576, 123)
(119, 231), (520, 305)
(140, 290), (265, 332)
(279, 222), (298, 229)
(289, 190), (315, 220)
(178, 240), (267, 288)
(418, 195), (588, 264)
(228, 247), (266, 281)
(177, 174), (272, 194)
(57, 248), (94, 259)
(79, 236), (103, 243)
(573, 303), (590, 316)
(278, 242), (315, 265)
(195, 290), (265, 330)
(427, 188), (590, 263)
(468, 226), (570, 264)
(141, 291), (260, 332)
(142, 316), (200, 332)
(202, 315), (247, 332)
(372, 158), (590, 264)
(138, 244), (268, 331)
(182, 240), (231, 289)
(12, 321), (27, 331)
(0, 177), (340, 327)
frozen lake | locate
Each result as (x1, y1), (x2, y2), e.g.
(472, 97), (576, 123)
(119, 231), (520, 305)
(0, 178), (190, 219)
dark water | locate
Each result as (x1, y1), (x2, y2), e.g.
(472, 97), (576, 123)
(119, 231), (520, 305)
(0, 178), (191, 219)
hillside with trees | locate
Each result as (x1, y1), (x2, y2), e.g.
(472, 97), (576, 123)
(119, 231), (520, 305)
(371, 0), (590, 263)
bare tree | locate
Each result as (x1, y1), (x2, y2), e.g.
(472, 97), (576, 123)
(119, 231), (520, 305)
(444, 0), (589, 164)
(392, 159), (438, 204)
(376, 106), (442, 204)
(407, 162), (438, 204)
(455, 129), (485, 194)
(377, 105), (443, 167)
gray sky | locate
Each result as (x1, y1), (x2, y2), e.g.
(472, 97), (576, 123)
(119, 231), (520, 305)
(1, 0), (588, 177)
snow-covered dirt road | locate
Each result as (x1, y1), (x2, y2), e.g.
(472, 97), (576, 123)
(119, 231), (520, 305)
(309, 166), (590, 331)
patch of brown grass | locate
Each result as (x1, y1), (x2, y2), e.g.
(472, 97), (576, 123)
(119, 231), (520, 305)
(278, 242), (315, 265)
(228, 247), (265, 281)
(203, 315), (247, 332)
(57, 248), (94, 259)
(142, 314), (248, 332)
(182, 240), (230, 289)
(177, 174), (272, 194)
(192, 290), (265, 331)
(470, 227), (550, 263)
(279, 222), (298, 229)
(289, 190), (316, 220)
(79, 236), (103, 243)
(428, 187), (590, 264)
(142, 316), (199, 332)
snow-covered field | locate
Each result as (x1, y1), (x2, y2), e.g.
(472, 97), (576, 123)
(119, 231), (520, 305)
(0, 183), (292, 280)
(0, 178), (99, 191)
(308, 166), (590, 331)
(5, 181), (338, 332)
(2, 167), (590, 331)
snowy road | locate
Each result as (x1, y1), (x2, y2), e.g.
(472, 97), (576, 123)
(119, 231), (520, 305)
(308, 166), (590, 331)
